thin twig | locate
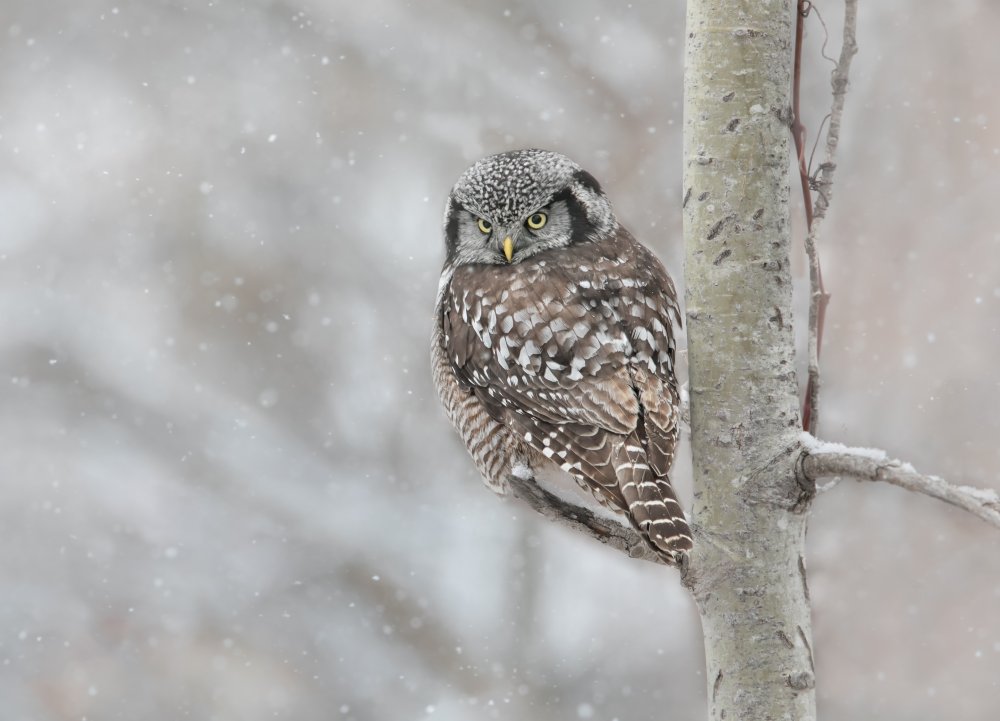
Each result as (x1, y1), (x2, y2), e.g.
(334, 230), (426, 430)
(811, 2), (838, 68)
(800, 447), (1000, 531)
(807, 113), (831, 177)
(811, 1), (858, 225)
(801, 0), (859, 435)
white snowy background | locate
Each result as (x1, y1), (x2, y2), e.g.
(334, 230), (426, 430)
(1, 1), (998, 719)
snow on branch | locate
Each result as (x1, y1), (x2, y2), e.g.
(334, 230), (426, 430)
(799, 433), (1000, 530)
(506, 472), (668, 566)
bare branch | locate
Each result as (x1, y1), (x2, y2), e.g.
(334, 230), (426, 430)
(809, 2), (838, 68)
(800, 443), (1000, 530)
(802, 0), (859, 434)
(811, 0), (859, 224)
(506, 473), (668, 566)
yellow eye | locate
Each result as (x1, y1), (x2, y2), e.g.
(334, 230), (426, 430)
(526, 212), (547, 230)
(477, 218), (492, 234)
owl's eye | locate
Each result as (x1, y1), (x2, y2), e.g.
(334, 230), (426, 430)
(477, 218), (492, 234)
(526, 212), (547, 230)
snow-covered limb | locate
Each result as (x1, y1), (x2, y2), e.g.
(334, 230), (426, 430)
(506, 472), (668, 566)
(799, 434), (1000, 530)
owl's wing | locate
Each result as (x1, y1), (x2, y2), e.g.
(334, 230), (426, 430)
(623, 241), (683, 481)
(442, 291), (630, 507)
(443, 238), (683, 518)
(606, 242), (691, 554)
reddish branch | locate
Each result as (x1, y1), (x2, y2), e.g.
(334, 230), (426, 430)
(792, 1), (816, 233)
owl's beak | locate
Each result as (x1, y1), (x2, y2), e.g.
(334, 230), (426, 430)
(502, 236), (514, 262)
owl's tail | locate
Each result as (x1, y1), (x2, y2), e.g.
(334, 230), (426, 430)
(614, 432), (693, 563)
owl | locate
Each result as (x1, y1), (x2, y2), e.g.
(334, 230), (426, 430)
(431, 149), (692, 562)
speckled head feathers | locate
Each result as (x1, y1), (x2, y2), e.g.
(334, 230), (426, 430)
(451, 149), (586, 226)
(443, 149), (617, 267)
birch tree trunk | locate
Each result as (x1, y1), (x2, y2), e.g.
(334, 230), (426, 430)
(681, 2), (817, 719)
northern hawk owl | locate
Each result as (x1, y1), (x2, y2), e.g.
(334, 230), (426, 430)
(432, 149), (692, 562)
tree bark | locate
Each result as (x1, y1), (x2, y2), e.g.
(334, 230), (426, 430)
(682, 2), (817, 720)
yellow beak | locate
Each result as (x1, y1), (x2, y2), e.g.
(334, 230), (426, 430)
(503, 236), (514, 262)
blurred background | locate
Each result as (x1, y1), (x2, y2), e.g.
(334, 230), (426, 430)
(1, 1), (998, 719)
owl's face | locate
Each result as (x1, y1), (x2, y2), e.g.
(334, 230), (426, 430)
(443, 149), (617, 267)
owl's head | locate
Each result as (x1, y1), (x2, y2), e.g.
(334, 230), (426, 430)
(443, 149), (617, 266)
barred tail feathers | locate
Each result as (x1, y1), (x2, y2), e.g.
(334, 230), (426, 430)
(613, 432), (692, 560)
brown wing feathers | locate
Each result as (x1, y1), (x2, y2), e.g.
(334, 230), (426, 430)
(444, 230), (692, 559)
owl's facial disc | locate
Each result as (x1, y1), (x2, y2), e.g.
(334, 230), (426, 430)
(444, 149), (617, 267)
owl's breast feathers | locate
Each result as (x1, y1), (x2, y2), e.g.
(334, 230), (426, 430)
(440, 230), (684, 517)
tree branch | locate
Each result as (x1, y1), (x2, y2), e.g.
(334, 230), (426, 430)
(801, 0), (858, 434)
(506, 472), (668, 565)
(799, 438), (1000, 530)
(810, 0), (858, 226)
